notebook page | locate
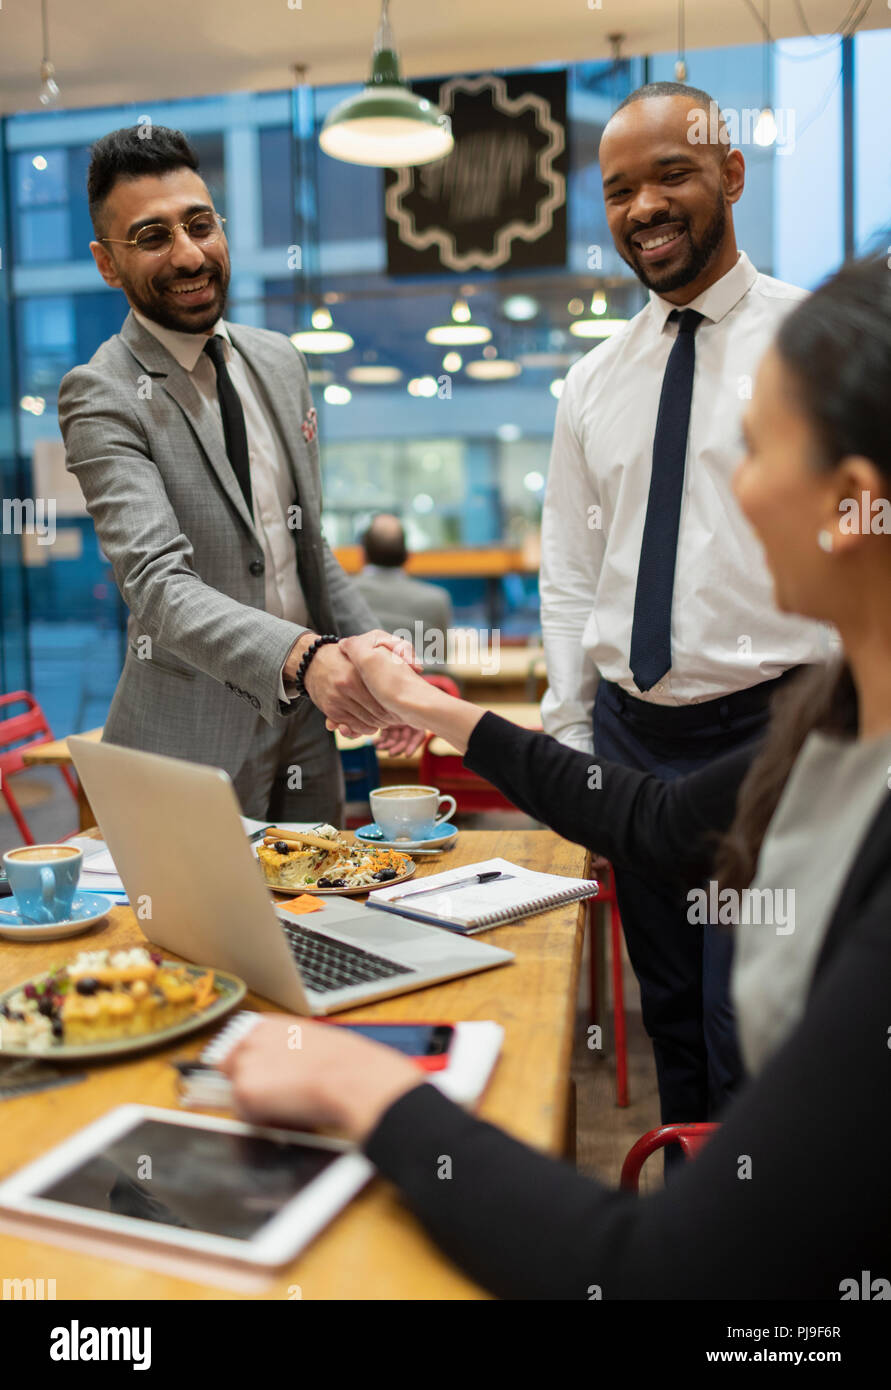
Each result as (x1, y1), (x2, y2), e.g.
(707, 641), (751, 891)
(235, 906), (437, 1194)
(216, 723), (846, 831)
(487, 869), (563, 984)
(370, 857), (597, 927)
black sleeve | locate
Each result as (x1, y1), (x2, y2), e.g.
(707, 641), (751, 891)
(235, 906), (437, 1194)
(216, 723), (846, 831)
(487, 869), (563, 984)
(464, 712), (756, 885)
(364, 888), (891, 1300)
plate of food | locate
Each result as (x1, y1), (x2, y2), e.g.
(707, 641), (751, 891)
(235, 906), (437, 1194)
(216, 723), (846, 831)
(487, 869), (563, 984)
(0, 946), (246, 1061)
(255, 824), (415, 895)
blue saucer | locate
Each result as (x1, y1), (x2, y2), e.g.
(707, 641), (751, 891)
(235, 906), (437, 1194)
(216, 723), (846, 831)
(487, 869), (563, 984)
(355, 822), (459, 852)
(0, 890), (114, 941)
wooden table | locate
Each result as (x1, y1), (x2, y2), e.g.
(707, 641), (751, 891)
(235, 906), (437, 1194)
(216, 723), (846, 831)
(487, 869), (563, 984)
(0, 828), (587, 1300)
(22, 728), (420, 828)
(450, 645), (546, 704)
(427, 703), (541, 757)
(23, 705), (543, 828)
(21, 727), (101, 831)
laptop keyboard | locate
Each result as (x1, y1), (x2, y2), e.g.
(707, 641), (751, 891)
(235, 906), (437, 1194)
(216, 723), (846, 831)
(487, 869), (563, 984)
(280, 922), (414, 995)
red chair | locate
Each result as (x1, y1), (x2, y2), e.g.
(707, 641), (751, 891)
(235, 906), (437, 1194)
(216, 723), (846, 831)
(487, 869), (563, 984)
(620, 1123), (719, 1191)
(588, 864), (630, 1108)
(0, 692), (79, 845)
(418, 675), (540, 812)
(422, 673), (461, 699)
(418, 731), (525, 814)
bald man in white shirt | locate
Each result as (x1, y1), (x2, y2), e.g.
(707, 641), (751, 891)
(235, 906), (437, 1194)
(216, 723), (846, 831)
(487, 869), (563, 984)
(540, 84), (830, 1143)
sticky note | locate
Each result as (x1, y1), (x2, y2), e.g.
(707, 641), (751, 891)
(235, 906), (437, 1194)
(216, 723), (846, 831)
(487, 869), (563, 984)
(278, 894), (325, 914)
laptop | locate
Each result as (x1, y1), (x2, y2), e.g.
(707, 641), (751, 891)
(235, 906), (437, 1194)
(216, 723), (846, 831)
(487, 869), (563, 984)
(68, 737), (513, 1014)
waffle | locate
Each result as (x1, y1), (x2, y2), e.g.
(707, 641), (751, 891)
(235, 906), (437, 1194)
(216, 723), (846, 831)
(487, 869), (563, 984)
(0, 947), (217, 1049)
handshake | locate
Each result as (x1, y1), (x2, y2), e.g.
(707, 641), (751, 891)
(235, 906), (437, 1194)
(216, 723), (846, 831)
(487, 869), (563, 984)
(285, 629), (433, 758)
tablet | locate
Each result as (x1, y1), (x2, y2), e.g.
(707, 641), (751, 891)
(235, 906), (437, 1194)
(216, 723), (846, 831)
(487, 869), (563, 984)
(0, 1104), (373, 1267)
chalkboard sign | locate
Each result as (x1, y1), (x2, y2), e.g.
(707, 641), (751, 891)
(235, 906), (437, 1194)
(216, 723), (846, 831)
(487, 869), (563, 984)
(385, 70), (568, 275)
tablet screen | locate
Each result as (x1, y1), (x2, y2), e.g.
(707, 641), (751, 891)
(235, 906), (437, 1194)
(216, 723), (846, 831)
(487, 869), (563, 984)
(35, 1119), (340, 1242)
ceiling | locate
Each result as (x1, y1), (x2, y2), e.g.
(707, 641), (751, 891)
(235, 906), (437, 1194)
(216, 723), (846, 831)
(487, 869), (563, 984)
(1, 0), (887, 117)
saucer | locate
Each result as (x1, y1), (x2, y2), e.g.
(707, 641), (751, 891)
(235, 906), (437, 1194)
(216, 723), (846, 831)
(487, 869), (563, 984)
(0, 891), (114, 942)
(354, 822), (459, 852)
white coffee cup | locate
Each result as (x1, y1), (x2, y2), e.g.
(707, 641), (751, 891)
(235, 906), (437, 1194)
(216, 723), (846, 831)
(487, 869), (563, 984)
(369, 785), (457, 842)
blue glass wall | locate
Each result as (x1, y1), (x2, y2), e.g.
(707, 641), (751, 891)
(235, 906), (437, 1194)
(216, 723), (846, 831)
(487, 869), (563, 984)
(0, 117), (31, 697)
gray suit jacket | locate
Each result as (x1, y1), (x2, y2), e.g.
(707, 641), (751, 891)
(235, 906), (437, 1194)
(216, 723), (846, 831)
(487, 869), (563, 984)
(58, 310), (377, 772)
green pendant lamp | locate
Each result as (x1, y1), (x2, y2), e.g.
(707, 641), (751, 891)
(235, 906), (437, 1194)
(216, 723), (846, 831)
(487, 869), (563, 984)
(319, 0), (454, 167)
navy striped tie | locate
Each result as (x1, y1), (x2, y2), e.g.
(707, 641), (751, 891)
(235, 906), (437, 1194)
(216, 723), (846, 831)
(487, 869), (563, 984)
(629, 307), (704, 693)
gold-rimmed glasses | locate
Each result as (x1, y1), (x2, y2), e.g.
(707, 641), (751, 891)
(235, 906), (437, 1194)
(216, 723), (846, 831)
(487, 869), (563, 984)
(100, 211), (226, 257)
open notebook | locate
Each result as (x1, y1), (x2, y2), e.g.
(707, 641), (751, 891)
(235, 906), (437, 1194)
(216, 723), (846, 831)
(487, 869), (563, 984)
(365, 857), (599, 934)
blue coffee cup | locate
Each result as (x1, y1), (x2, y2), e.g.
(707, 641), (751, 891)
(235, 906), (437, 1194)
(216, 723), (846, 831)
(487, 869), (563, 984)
(2, 844), (83, 924)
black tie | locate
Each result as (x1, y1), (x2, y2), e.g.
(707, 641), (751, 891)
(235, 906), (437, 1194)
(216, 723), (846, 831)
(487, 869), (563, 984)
(629, 307), (704, 693)
(203, 335), (253, 519)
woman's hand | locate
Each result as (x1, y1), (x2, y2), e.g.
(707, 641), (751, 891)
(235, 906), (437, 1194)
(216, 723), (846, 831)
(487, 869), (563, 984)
(337, 632), (432, 727)
(220, 1014), (424, 1143)
(336, 632), (485, 756)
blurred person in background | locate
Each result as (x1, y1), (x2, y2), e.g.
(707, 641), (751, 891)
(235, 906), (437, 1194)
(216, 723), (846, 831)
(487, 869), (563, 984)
(355, 514), (454, 672)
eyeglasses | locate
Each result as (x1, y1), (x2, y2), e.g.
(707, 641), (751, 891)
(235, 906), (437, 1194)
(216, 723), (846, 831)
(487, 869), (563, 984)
(100, 211), (226, 257)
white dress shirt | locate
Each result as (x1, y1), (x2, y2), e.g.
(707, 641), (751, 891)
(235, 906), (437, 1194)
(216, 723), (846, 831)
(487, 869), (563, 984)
(540, 251), (833, 753)
(133, 309), (310, 697)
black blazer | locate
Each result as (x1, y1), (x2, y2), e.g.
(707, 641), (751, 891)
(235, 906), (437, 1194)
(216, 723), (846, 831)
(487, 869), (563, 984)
(364, 713), (891, 1299)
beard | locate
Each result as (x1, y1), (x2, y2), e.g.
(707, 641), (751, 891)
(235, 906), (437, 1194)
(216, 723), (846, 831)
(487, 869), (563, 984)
(118, 259), (230, 334)
(621, 194), (727, 295)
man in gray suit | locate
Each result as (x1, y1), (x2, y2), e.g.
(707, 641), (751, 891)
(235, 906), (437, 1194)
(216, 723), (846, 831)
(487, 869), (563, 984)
(354, 515), (454, 671)
(58, 126), (421, 823)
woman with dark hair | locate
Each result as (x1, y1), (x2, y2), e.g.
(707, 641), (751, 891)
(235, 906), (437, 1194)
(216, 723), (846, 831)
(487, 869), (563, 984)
(222, 255), (891, 1299)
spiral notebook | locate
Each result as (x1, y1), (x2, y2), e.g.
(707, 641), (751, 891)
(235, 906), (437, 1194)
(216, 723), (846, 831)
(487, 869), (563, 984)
(365, 857), (599, 935)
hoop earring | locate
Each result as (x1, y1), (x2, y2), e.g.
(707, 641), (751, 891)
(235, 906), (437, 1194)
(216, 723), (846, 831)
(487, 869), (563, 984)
(817, 530), (834, 554)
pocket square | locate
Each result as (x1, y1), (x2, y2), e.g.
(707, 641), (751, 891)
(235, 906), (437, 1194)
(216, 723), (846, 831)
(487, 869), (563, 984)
(301, 406), (318, 444)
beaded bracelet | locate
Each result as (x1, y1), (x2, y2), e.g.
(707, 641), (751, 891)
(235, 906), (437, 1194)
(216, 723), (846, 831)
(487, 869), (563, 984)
(294, 633), (340, 698)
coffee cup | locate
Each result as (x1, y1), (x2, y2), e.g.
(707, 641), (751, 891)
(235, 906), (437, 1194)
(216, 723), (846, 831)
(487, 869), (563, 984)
(369, 785), (457, 842)
(2, 844), (83, 924)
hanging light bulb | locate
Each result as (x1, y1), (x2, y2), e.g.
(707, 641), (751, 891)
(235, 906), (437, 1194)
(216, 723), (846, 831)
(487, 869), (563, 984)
(674, 1), (687, 82)
(319, 0), (453, 167)
(590, 291), (607, 316)
(39, 61), (60, 106)
(570, 317), (629, 340)
(753, 107), (777, 146)
(753, 0), (776, 148)
(38, 1), (61, 106)
(426, 296), (491, 346)
(291, 303), (354, 354)
(466, 358), (522, 381)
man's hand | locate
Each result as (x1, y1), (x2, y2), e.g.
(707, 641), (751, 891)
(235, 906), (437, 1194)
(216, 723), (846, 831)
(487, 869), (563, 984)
(337, 631), (483, 757)
(336, 631), (431, 724)
(375, 723), (426, 758)
(285, 630), (421, 738)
